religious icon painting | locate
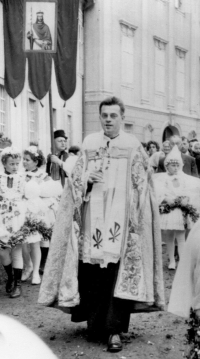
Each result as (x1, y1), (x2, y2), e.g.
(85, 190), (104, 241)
(23, 0), (58, 53)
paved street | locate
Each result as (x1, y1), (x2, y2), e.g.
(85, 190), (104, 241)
(0, 247), (187, 359)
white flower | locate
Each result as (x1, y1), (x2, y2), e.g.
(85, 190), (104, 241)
(26, 146), (39, 157)
(1, 146), (20, 157)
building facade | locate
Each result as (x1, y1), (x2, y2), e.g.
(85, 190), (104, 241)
(1, 1), (200, 151)
(83, 0), (200, 145)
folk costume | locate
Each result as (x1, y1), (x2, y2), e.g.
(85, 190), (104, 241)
(0, 171), (26, 248)
(154, 146), (200, 269)
(0, 147), (27, 297)
(22, 146), (62, 284)
(38, 130), (165, 337)
(24, 167), (61, 244)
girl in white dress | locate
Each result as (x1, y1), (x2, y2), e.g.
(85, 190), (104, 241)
(154, 145), (200, 270)
(0, 147), (26, 298)
(22, 146), (62, 284)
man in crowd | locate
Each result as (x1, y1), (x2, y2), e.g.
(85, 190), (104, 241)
(39, 96), (164, 352)
(180, 136), (190, 155)
(46, 129), (68, 187)
(157, 135), (198, 177)
(27, 11), (52, 50)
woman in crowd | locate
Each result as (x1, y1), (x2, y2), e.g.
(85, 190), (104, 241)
(22, 145), (62, 284)
(154, 145), (200, 270)
(146, 140), (160, 157)
(149, 140), (170, 173)
(0, 147), (26, 298)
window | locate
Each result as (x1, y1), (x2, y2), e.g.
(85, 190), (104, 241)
(154, 39), (167, 94)
(121, 34), (134, 85)
(0, 85), (6, 133)
(29, 99), (38, 142)
(124, 123), (133, 134)
(175, 47), (186, 99)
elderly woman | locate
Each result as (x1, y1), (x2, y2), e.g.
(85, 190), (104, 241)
(154, 145), (200, 270)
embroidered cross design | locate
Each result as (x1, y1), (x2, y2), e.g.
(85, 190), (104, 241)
(93, 228), (103, 249)
(109, 222), (121, 243)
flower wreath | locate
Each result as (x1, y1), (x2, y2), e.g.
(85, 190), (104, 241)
(159, 196), (200, 229)
(8, 217), (53, 247)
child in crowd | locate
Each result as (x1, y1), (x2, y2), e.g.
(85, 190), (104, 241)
(22, 145), (62, 283)
(0, 147), (26, 298)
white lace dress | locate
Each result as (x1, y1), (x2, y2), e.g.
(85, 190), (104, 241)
(0, 172), (26, 247)
(24, 169), (62, 243)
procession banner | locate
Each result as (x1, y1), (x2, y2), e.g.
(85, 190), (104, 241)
(2, 0), (79, 101)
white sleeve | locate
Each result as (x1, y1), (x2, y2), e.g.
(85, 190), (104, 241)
(62, 156), (78, 176)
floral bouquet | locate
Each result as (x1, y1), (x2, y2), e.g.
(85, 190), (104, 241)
(159, 196), (200, 229)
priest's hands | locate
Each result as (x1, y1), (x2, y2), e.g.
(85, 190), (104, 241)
(88, 170), (104, 183)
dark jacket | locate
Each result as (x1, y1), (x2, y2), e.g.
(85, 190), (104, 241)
(192, 153), (200, 177)
(46, 151), (68, 187)
(157, 153), (198, 177)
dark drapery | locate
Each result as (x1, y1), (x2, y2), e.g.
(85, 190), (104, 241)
(2, 0), (79, 101)
(54, 0), (79, 101)
(3, 0), (26, 99)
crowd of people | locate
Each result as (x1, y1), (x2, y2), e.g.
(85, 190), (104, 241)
(1, 96), (200, 355)
(0, 129), (80, 299)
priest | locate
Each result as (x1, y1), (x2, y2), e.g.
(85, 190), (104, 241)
(39, 96), (165, 352)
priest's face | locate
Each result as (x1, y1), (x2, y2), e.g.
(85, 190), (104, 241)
(99, 105), (124, 138)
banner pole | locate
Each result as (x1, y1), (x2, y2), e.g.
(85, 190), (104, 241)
(49, 86), (55, 154)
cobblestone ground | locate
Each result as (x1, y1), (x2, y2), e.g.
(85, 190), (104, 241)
(0, 246), (187, 359)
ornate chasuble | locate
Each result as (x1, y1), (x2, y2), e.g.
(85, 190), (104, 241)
(79, 145), (132, 267)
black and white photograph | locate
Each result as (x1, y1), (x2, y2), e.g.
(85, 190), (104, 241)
(1, 0), (200, 358)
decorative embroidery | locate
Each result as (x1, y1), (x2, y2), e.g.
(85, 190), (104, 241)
(93, 228), (103, 249)
(109, 222), (121, 243)
(71, 154), (84, 207)
(118, 232), (142, 296)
